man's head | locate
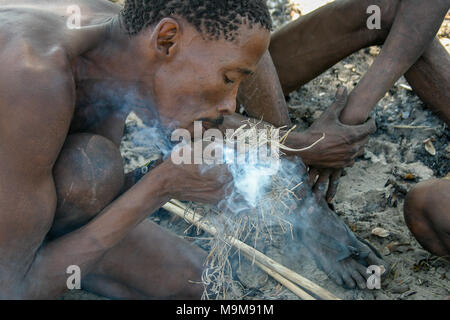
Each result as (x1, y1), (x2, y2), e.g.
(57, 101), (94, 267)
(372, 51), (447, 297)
(119, 0), (272, 132)
(121, 0), (272, 40)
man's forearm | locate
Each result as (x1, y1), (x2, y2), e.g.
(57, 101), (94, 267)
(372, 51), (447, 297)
(20, 163), (172, 299)
(341, 0), (449, 124)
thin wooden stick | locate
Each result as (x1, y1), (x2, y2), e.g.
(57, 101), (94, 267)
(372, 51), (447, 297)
(393, 125), (433, 130)
(278, 132), (325, 152)
(247, 256), (315, 300)
(163, 201), (340, 300)
(164, 202), (314, 300)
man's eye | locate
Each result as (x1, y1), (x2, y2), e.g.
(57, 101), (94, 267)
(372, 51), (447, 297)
(224, 75), (235, 84)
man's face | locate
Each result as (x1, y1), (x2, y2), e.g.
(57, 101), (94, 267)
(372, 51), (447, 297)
(149, 21), (270, 134)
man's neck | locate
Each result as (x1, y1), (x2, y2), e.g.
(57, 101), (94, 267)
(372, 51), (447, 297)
(74, 15), (152, 83)
(72, 15), (161, 128)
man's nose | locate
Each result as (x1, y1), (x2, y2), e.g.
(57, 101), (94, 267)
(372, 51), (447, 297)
(217, 99), (236, 115)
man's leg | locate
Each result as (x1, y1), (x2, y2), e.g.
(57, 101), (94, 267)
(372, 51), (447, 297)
(51, 133), (205, 299)
(270, 0), (397, 93)
(404, 177), (450, 259)
(404, 39), (450, 124)
(82, 219), (206, 299)
(268, 0), (449, 122)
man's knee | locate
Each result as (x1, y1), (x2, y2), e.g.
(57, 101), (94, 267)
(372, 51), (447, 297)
(404, 179), (450, 257)
(51, 133), (124, 235)
(404, 182), (428, 231)
(404, 179), (450, 236)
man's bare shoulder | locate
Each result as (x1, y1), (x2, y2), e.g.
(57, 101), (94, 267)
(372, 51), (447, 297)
(0, 0), (123, 166)
(0, 5), (72, 67)
(0, 17), (74, 105)
(0, 25), (75, 170)
(0, 0), (120, 57)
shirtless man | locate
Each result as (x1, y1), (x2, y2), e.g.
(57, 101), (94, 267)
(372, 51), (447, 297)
(0, 0), (387, 299)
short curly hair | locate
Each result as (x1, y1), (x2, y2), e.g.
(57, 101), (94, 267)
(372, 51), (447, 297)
(121, 0), (272, 41)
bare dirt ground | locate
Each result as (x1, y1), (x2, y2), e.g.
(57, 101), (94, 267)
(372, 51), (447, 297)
(64, 0), (449, 300)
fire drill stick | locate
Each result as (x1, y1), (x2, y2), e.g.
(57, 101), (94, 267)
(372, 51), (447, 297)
(250, 259), (316, 300)
(163, 200), (340, 300)
(162, 201), (315, 300)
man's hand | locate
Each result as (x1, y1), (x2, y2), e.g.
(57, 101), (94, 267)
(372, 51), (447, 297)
(292, 87), (376, 203)
(309, 168), (342, 204)
(164, 142), (233, 205)
(297, 87), (376, 168)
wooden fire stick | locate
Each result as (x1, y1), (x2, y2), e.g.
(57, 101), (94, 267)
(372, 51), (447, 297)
(250, 258), (316, 300)
(163, 201), (315, 300)
(163, 200), (340, 300)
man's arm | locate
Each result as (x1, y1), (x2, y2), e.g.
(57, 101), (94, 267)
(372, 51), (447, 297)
(237, 51), (291, 127)
(236, 52), (376, 168)
(235, 1), (448, 201)
(0, 58), (168, 298)
(238, 0), (449, 152)
(222, 87), (376, 168)
(340, 0), (449, 124)
(0, 59), (227, 299)
(20, 163), (172, 299)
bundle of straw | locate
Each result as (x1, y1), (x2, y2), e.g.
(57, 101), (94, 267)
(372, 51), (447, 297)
(163, 121), (333, 299)
(164, 200), (339, 300)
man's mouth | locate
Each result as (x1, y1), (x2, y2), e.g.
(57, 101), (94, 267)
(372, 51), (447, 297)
(198, 117), (225, 130)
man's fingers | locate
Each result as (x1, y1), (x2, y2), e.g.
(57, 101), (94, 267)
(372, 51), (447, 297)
(341, 270), (356, 289)
(355, 263), (370, 280)
(344, 118), (376, 144)
(367, 252), (386, 269)
(354, 117), (377, 136)
(314, 171), (331, 200)
(327, 271), (344, 287)
(331, 87), (348, 117)
(349, 266), (367, 290)
(354, 147), (365, 159)
(349, 137), (369, 159)
(309, 167), (319, 186)
(326, 169), (342, 203)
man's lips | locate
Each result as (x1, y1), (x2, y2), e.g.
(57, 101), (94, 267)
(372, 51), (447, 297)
(198, 117), (225, 130)
(201, 122), (215, 131)
(183, 118), (224, 136)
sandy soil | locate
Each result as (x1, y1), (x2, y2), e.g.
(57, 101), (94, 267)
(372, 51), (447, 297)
(64, 0), (449, 300)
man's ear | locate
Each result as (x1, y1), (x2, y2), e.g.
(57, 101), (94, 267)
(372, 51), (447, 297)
(152, 18), (180, 58)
